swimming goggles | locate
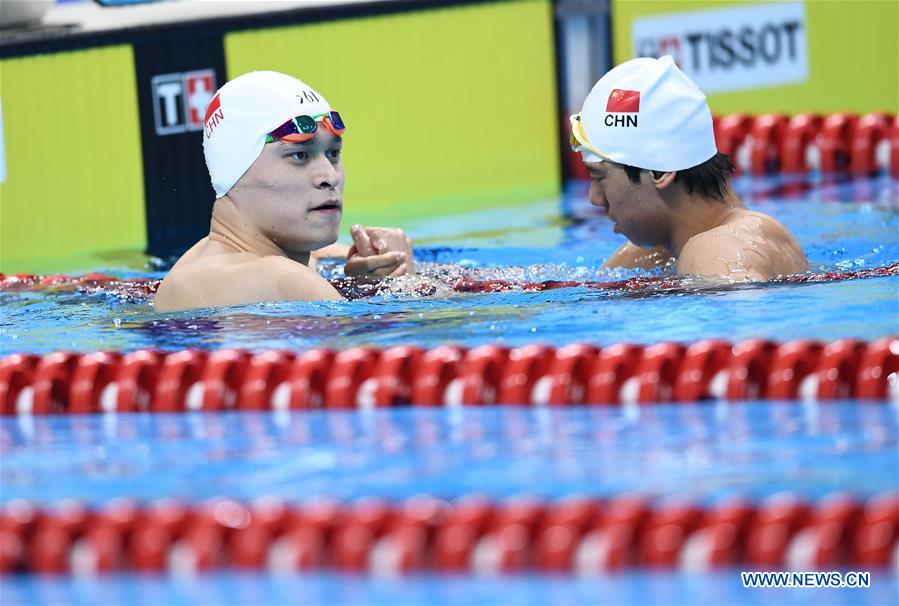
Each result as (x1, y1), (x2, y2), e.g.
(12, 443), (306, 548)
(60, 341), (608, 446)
(569, 113), (609, 161)
(265, 111), (346, 143)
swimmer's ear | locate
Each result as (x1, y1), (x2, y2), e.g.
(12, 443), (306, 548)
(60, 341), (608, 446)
(651, 171), (677, 190)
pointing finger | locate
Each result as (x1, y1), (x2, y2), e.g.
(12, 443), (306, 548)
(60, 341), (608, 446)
(350, 224), (375, 256)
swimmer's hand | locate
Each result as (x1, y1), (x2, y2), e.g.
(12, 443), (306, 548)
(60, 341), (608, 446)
(344, 224), (414, 278)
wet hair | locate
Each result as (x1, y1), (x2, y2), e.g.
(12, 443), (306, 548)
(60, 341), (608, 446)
(621, 152), (735, 201)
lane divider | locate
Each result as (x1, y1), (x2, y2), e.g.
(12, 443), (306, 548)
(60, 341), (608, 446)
(1, 492), (895, 575)
(2, 262), (898, 301)
(0, 273), (159, 299)
(718, 112), (897, 177)
(564, 112), (898, 179)
(1, 338), (896, 414)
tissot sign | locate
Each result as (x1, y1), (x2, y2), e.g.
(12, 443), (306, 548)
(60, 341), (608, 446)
(151, 70), (216, 136)
(632, 2), (808, 94)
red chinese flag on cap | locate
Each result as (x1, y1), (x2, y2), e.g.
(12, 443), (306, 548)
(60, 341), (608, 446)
(606, 89), (640, 113)
(204, 93), (222, 124)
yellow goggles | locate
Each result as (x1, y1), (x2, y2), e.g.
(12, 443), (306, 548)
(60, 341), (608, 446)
(568, 113), (609, 161)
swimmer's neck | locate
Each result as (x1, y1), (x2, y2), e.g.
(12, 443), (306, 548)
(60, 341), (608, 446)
(666, 188), (745, 256)
(208, 196), (311, 266)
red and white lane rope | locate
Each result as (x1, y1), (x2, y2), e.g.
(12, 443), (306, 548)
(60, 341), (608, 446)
(1, 338), (896, 414)
(716, 112), (898, 176)
(2, 492), (896, 575)
(563, 112), (899, 178)
(2, 262), (898, 299)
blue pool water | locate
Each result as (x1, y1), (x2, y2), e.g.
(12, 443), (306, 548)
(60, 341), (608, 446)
(2, 403), (896, 504)
(4, 570), (897, 606)
(1, 176), (897, 355)
(2, 176), (898, 606)
(1, 402), (897, 606)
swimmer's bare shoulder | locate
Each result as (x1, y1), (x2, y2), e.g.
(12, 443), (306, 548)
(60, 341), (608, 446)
(677, 211), (808, 282)
(602, 242), (673, 270)
(154, 239), (341, 312)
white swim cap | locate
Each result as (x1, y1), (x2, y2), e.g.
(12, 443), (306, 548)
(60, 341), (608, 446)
(202, 71), (333, 198)
(570, 55), (717, 172)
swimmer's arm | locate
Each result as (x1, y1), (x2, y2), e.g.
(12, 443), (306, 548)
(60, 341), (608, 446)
(311, 243), (351, 260)
(602, 242), (673, 270)
(308, 243), (351, 271)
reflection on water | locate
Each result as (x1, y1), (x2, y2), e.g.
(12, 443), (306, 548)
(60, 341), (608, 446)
(5, 569), (898, 606)
(1, 176), (898, 354)
(1, 402), (895, 504)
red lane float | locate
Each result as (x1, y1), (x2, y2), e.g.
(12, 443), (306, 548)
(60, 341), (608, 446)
(410, 346), (465, 406)
(680, 498), (755, 570)
(725, 339), (779, 401)
(539, 343), (599, 406)
(815, 340), (866, 400)
(584, 343), (644, 405)
(748, 113), (788, 175)
(325, 348), (379, 409)
(765, 339), (823, 400)
(370, 345), (425, 407)
(30, 352), (80, 415)
(2, 493), (894, 575)
(715, 114), (753, 174)
(497, 344), (555, 405)
(279, 349), (334, 410)
(113, 349), (163, 412)
(818, 113), (858, 174)
(781, 113), (823, 174)
(673, 340), (732, 403)
(745, 494), (812, 567)
(0, 354), (39, 415)
(69, 351), (122, 414)
(891, 116), (899, 177)
(563, 112), (898, 178)
(857, 337), (899, 399)
(456, 345), (508, 407)
(0, 338), (895, 413)
(634, 342), (685, 404)
(852, 492), (899, 567)
(198, 349), (250, 411)
(152, 349), (208, 412)
(237, 350), (295, 411)
(2, 261), (898, 301)
(851, 113), (892, 176)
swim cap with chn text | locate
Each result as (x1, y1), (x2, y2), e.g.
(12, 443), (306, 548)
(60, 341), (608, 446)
(574, 55), (717, 171)
(203, 71), (332, 198)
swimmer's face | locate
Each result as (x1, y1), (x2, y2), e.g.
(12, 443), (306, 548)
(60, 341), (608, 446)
(228, 129), (344, 252)
(585, 161), (669, 247)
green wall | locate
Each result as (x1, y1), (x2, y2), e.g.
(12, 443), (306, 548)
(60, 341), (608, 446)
(0, 46), (147, 273)
(225, 0), (561, 228)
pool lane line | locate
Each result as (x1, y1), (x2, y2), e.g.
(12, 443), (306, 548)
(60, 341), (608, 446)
(0, 261), (897, 301)
(2, 491), (896, 576)
(1, 338), (896, 414)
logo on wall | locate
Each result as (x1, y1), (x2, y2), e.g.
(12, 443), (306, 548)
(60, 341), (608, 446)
(151, 69), (217, 136)
(632, 2), (808, 94)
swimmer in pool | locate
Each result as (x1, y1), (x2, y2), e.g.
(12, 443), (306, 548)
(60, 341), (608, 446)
(154, 71), (413, 312)
(570, 56), (808, 282)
